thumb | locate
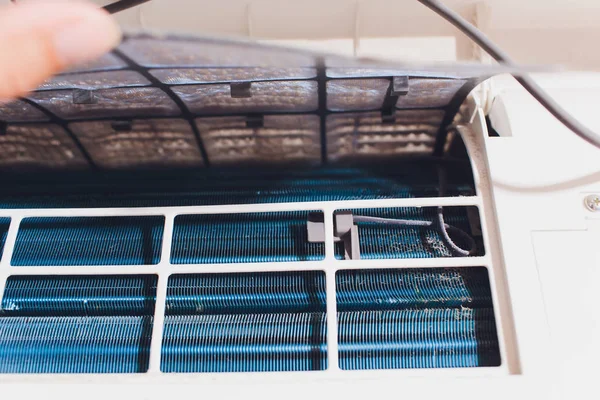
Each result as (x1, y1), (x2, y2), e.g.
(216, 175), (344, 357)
(0, 1), (122, 100)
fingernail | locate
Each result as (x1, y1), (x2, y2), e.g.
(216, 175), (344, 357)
(53, 12), (122, 67)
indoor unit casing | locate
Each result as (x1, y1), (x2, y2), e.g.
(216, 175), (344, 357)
(0, 17), (597, 400)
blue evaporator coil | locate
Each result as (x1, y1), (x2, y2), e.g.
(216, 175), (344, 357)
(0, 269), (499, 373)
(0, 275), (157, 374)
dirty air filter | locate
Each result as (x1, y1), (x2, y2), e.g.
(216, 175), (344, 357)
(68, 119), (205, 169)
(0, 275), (157, 373)
(0, 33), (490, 172)
(0, 124), (89, 170)
(195, 115), (321, 165)
(326, 110), (443, 162)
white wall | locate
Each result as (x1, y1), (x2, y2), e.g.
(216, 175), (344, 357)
(3, 0), (599, 69)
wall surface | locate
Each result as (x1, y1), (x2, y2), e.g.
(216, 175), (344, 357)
(3, 0), (596, 69)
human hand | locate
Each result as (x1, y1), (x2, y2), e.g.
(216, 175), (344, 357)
(0, 0), (121, 100)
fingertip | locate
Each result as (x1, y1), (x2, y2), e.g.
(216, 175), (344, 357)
(52, 8), (122, 67)
(0, 1), (122, 99)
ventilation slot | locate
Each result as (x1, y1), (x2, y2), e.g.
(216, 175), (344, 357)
(0, 275), (157, 373)
(0, 164), (475, 209)
(336, 268), (501, 370)
(11, 216), (164, 266)
(171, 211), (324, 264)
(161, 271), (327, 373)
(0, 218), (9, 260)
(334, 207), (483, 259)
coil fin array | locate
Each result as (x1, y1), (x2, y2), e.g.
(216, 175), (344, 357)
(11, 216), (164, 266)
(162, 313), (327, 373)
(161, 271), (327, 373)
(165, 272), (327, 314)
(171, 211), (324, 264)
(336, 268), (501, 370)
(0, 275), (157, 374)
(1, 275), (157, 316)
(0, 316), (153, 374)
(0, 269), (500, 373)
(336, 268), (492, 311)
(338, 308), (498, 369)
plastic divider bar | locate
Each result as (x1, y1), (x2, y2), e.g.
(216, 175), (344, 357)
(147, 214), (174, 373)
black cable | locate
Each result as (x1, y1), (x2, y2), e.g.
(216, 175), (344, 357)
(417, 0), (600, 149)
(103, 0), (151, 14)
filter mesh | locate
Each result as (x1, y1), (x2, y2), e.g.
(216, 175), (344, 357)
(0, 34), (482, 171)
(27, 88), (181, 120)
(0, 124), (89, 170)
(118, 37), (315, 68)
(336, 268), (501, 370)
(0, 100), (49, 122)
(172, 81), (318, 114)
(69, 119), (204, 169)
(11, 216), (164, 266)
(327, 79), (389, 111)
(37, 70), (150, 91)
(196, 115), (321, 165)
(171, 211), (324, 264)
(395, 78), (466, 109)
(327, 111), (442, 162)
(150, 67), (317, 84)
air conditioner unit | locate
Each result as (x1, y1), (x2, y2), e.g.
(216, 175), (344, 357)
(0, 2), (598, 399)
